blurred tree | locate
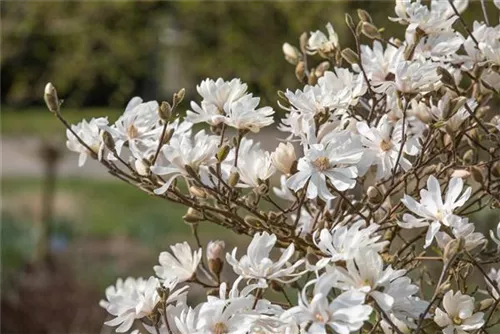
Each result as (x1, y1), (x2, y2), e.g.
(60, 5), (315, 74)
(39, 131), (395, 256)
(1, 1), (161, 107)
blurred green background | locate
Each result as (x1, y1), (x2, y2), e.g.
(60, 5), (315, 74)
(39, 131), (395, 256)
(1, 1), (497, 333)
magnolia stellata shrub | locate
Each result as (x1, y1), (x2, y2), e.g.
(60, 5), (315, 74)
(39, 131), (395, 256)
(44, 0), (500, 333)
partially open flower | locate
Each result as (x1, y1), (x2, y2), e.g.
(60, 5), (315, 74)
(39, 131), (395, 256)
(271, 142), (296, 175)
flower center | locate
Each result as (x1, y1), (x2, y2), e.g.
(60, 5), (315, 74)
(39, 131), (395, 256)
(435, 209), (443, 221)
(213, 322), (229, 334)
(314, 312), (327, 323)
(453, 316), (463, 325)
(128, 124), (139, 139)
(380, 140), (393, 152)
(312, 156), (330, 171)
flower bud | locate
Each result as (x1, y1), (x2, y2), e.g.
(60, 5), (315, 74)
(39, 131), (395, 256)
(158, 101), (172, 122)
(228, 170), (240, 187)
(463, 149), (474, 164)
(295, 61), (306, 82)
(357, 9), (372, 23)
(189, 186), (207, 198)
(367, 186), (383, 204)
(443, 239), (460, 263)
(135, 158), (151, 176)
(282, 42), (301, 65)
(361, 22), (381, 39)
(207, 240), (225, 277)
(271, 142), (296, 175)
(44, 82), (60, 113)
(492, 162), (500, 178)
(216, 144), (230, 162)
(173, 88), (185, 107)
(244, 215), (263, 227)
(451, 169), (471, 179)
(183, 208), (204, 223)
(470, 166), (484, 184)
(102, 131), (115, 151)
(479, 298), (495, 311)
(314, 61), (330, 78)
(299, 32), (308, 53)
(341, 48), (359, 65)
(162, 128), (175, 146)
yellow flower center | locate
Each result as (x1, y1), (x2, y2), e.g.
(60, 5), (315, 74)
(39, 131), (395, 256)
(213, 322), (229, 334)
(313, 156), (330, 171)
(380, 140), (393, 152)
(128, 124), (139, 139)
(314, 313), (327, 323)
(453, 316), (463, 325)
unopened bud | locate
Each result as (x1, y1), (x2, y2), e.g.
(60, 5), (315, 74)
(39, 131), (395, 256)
(308, 71), (318, 85)
(207, 240), (225, 261)
(299, 32), (308, 53)
(135, 159), (150, 176)
(44, 82), (60, 113)
(271, 142), (296, 175)
(295, 61), (306, 82)
(443, 239), (460, 263)
(162, 128), (175, 146)
(357, 9), (372, 23)
(341, 48), (359, 65)
(361, 22), (381, 39)
(184, 165), (199, 179)
(189, 186), (206, 198)
(282, 42), (301, 65)
(463, 149), (475, 164)
(256, 183), (269, 195)
(314, 61), (330, 78)
(479, 298), (495, 311)
(470, 166), (484, 184)
(158, 101), (172, 121)
(228, 171), (240, 187)
(451, 169), (471, 179)
(345, 13), (355, 30)
(183, 208), (203, 223)
(216, 144), (230, 162)
(102, 131), (115, 151)
(173, 88), (185, 107)
(437, 67), (456, 88)
(367, 186), (383, 204)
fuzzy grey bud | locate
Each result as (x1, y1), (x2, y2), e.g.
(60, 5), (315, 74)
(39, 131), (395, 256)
(361, 22), (381, 39)
(44, 82), (60, 113)
(158, 101), (172, 121)
(341, 48), (359, 65)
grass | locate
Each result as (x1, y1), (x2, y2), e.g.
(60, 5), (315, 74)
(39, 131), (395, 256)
(1, 107), (122, 137)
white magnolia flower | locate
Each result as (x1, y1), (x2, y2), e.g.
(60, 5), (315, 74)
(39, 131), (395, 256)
(487, 268), (500, 300)
(226, 232), (305, 283)
(434, 290), (484, 334)
(318, 69), (367, 113)
(223, 94), (274, 133)
(186, 100), (224, 126)
(287, 136), (363, 202)
(151, 130), (219, 194)
(331, 250), (414, 312)
(392, 58), (441, 94)
(399, 176), (471, 248)
(66, 117), (108, 167)
(207, 240), (225, 261)
(154, 242), (202, 282)
(435, 217), (486, 252)
(360, 40), (402, 88)
(105, 97), (161, 155)
(236, 138), (276, 188)
(314, 221), (388, 266)
(102, 276), (186, 333)
(457, 22), (500, 70)
(282, 273), (372, 334)
(413, 31), (464, 61)
(271, 142), (297, 175)
(197, 78), (248, 111)
(391, 0), (467, 43)
(428, 94), (477, 132)
(307, 22), (339, 56)
(356, 115), (414, 180)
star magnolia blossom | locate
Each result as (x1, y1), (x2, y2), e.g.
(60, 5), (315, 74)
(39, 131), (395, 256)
(226, 232), (305, 283)
(399, 176), (471, 248)
(307, 22), (339, 56)
(287, 137), (363, 201)
(313, 221), (388, 266)
(434, 290), (484, 334)
(356, 115), (414, 180)
(66, 117), (108, 167)
(151, 130), (219, 194)
(154, 242), (202, 283)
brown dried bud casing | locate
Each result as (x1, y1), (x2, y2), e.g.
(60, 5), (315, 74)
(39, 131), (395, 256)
(437, 67), (456, 88)
(208, 258), (223, 277)
(102, 131), (116, 151)
(314, 61), (330, 78)
(295, 61), (306, 82)
(228, 171), (240, 187)
(341, 48), (359, 65)
(189, 186), (207, 198)
(159, 101), (172, 121)
(44, 83), (60, 113)
(470, 166), (484, 184)
(357, 9), (372, 23)
(345, 13), (355, 30)
(183, 208), (204, 223)
(361, 22), (381, 39)
(173, 88), (185, 107)
(207, 240), (225, 277)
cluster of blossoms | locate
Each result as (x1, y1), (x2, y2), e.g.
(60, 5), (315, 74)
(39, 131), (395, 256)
(45, 0), (500, 332)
